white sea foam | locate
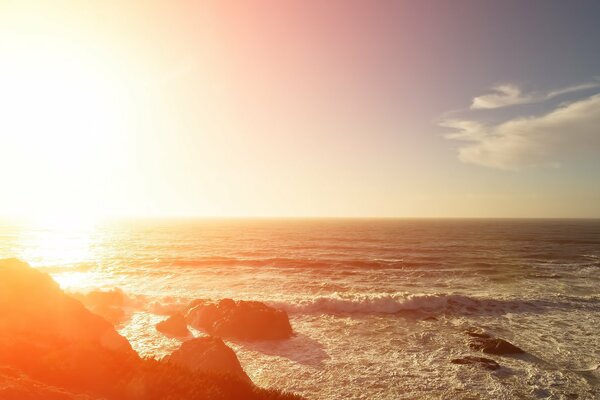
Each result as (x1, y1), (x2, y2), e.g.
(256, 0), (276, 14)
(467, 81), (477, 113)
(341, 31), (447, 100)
(270, 292), (498, 315)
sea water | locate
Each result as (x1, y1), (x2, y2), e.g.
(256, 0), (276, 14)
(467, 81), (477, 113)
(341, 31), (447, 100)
(1, 219), (599, 399)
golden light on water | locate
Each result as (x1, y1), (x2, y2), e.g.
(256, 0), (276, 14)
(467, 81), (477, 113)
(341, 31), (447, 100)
(13, 218), (104, 290)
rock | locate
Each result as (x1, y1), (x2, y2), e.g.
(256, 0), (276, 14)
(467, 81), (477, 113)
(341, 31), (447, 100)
(0, 259), (302, 400)
(165, 337), (250, 382)
(469, 337), (525, 354)
(0, 258), (139, 397)
(463, 327), (524, 355)
(0, 259), (134, 353)
(451, 356), (501, 371)
(156, 314), (190, 337)
(71, 288), (128, 325)
(422, 316), (437, 321)
(186, 299), (293, 341)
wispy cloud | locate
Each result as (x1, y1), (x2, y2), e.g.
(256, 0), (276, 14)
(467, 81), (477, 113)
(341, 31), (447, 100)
(471, 81), (600, 110)
(443, 94), (600, 170)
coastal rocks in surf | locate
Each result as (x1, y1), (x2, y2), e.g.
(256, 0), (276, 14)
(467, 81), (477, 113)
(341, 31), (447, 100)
(186, 299), (293, 340)
(156, 313), (191, 337)
(0, 258), (138, 395)
(165, 337), (250, 382)
(0, 259), (303, 400)
(451, 356), (501, 371)
(465, 328), (525, 355)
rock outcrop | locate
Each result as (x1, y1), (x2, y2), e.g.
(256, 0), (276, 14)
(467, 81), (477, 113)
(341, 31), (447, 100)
(465, 328), (525, 355)
(156, 313), (190, 337)
(186, 299), (293, 341)
(165, 337), (250, 382)
(0, 258), (139, 397)
(0, 258), (303, 400)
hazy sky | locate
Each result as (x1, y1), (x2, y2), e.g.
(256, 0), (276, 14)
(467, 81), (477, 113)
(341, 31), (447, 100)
(1, 0), (600, 218)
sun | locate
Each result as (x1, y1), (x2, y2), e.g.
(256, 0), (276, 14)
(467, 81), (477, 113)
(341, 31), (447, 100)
(0, 34), (133, 220)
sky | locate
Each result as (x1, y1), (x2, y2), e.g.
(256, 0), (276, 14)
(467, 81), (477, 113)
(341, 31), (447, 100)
(1, 0), (600, 219)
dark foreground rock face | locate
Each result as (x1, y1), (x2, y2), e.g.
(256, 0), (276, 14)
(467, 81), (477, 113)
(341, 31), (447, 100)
(156, 313), (190, 337)
(165, 337), (250, 382)
(451, 356), (501, 371)
(186, 299), (293, 341)
(0, 258), (303, 400)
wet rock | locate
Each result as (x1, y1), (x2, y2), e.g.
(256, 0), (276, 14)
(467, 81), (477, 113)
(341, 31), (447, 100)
(469, 337), (525, 355)
(156, 314), (190, 337)
(451, 356), (501, 370)
(464, 327), (524, 355)
(186, 299), (293, 340)
(165, 337), (250, 382)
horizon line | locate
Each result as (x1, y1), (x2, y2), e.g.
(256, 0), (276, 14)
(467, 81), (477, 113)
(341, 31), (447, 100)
(2, 215), (600, 222)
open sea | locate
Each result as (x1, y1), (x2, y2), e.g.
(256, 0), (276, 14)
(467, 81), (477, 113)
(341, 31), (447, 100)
(1, 218), (599, 399)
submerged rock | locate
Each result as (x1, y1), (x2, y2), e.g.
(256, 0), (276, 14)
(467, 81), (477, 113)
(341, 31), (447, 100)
(451, 356), (501, 371)
(156, 313), (190, 337)
(165, 337), (250, 382)
(186, 299), (293, 341)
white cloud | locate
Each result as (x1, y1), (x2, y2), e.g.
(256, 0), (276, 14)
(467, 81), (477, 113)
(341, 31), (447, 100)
(471, 81), (600, 110)
(443, 94), (600, 170)
(471, 84), (534, 109)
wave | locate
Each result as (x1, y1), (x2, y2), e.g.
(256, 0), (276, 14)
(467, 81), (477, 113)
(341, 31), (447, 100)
(269, 292), (599, 316)
(270, 293), (485, 315)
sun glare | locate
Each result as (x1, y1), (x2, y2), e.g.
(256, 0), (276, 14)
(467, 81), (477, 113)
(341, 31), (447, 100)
(0, 34), (133, 219)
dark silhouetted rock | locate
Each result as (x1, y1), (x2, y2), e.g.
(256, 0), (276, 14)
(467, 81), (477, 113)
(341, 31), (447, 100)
(464, 327), (524, 355)
(165, 337), (250, 382)
(156, 314), (190, 337)
(422, 316), (437, 321)
(186, 299), (293, 341)
(469, 337), (524, 354)
(451, 356), (501, 370)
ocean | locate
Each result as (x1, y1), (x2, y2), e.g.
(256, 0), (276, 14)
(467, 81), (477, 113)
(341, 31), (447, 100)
(1, 218), (599, 399)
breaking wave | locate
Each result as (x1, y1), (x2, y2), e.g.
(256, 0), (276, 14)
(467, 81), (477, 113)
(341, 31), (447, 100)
(270, 292), (595, 316)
